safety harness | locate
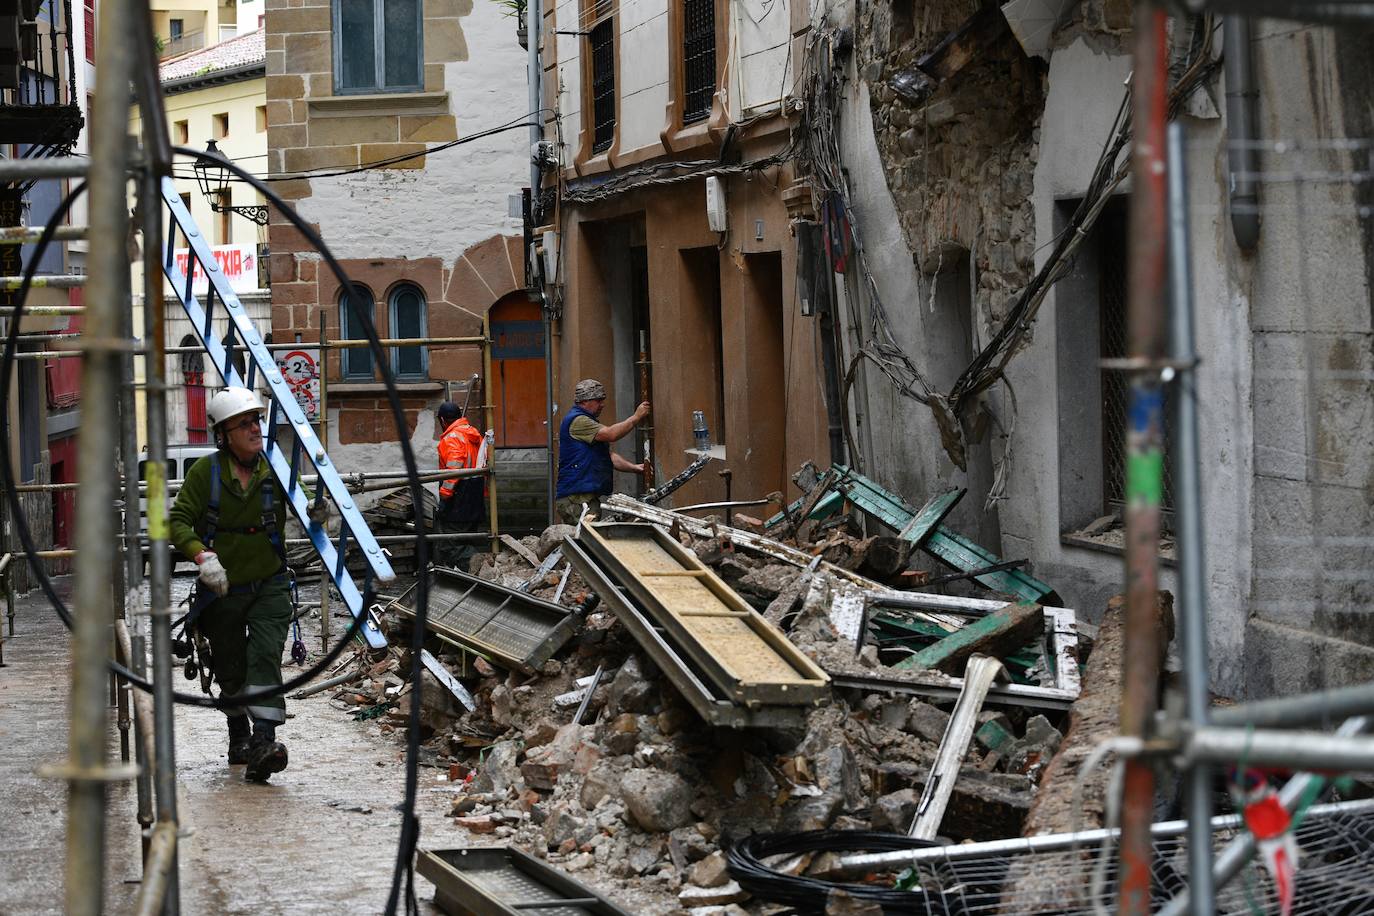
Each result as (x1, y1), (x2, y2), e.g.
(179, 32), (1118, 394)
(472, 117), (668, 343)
(176, 452), (307, 693)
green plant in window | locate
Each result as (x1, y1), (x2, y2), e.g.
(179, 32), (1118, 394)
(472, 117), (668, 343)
(491, 0), (526, 18)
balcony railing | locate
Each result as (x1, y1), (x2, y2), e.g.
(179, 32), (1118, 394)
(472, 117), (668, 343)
(159, 29), (205, 60)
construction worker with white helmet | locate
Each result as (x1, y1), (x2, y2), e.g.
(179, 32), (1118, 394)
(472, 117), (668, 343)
(554, 378), (650, 524)
(169, 386), (325, 782)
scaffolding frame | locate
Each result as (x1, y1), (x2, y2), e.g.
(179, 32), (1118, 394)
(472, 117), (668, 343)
(0, 1), (507, 909)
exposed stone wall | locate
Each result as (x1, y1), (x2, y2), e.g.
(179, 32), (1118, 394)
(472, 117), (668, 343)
(857, 0), (1045, 331)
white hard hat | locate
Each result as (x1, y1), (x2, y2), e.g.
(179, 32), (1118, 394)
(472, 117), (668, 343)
(207, 387), (264, 428)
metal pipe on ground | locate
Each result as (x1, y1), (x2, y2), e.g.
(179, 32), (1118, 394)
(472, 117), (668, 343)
(1117, 7), (1171, 913)
(1167, 119), (1214, 914)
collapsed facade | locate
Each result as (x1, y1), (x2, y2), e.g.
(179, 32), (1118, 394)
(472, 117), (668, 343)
(532, 0), (1374, 699)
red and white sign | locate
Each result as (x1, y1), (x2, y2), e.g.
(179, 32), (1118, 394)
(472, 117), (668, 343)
(276, 347), (320, 422)
(172, 243), (260, 296)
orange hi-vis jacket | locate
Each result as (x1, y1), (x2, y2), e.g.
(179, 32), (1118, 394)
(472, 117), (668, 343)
(438, 417), (484, 500)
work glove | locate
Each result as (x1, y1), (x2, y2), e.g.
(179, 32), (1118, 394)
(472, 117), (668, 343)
(195, 551), (229, 597)
(308, 498), (331, 528)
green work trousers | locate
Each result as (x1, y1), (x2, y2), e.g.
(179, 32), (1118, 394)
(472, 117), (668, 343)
(196, 578), (292, 724)
(433, 515), (479, 572)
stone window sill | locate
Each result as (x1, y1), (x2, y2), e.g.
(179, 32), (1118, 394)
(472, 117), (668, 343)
(1060, 531), (1177, 567)
(329, 381), (445, 395)
(308, 92), (449, 119)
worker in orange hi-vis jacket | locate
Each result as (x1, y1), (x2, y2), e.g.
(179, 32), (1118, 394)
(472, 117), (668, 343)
(434, 399), (487, 572)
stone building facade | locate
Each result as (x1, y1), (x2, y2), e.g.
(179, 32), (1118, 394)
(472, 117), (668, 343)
(264, 0), (532, 484)
(536, 0), (831, 507)
(828, 0), (1374, 699)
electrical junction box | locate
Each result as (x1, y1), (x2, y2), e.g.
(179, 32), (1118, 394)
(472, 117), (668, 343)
(541, 229), (559, 281)
(705, 176), (728, 232)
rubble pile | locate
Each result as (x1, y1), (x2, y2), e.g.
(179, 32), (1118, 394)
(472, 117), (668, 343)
(314, 507), (1097, 914)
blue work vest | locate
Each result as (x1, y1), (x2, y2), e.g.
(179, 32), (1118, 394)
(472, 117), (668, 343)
(556, 405), (613, 498)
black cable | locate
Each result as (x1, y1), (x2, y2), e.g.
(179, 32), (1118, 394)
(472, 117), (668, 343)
(0, 180), (380, 709)
(2, 156), (432, 913)
(726, 830), (968, 914)
(166, 112), (545, 184)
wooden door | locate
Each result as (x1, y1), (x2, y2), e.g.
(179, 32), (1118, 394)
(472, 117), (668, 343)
(488, 293), (548, 447)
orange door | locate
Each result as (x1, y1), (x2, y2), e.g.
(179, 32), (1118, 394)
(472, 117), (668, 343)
(488, 293), (549, 447)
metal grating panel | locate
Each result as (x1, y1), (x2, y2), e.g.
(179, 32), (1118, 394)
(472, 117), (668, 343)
(418, 846), (633, 916)
(390, 568), (576, 672)
(682, 0), (715, 124)
(590, 17), (616, 154)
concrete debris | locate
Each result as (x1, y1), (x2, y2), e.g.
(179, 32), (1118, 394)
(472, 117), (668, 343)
(351, 510), (1111, 913)
(679, 880), (749, 907)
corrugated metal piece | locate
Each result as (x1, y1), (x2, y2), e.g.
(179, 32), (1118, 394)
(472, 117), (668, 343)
(389, 568), (577, 673)
(578, 523), (830, 707)
(417, 846), (632, 916)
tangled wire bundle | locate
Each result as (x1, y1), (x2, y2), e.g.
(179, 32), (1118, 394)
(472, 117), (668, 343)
(726, 830), (963, 915)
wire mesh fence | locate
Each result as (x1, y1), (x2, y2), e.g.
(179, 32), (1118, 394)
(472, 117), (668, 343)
(886, 799), (1374, 916)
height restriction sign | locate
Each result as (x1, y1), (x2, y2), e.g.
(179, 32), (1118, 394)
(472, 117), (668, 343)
(277, 348), (321, 422)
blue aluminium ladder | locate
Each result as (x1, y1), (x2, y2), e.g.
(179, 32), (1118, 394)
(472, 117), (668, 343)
(159, 179), (393, 649)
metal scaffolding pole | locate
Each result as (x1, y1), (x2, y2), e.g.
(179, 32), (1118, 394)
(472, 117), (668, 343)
(1166, 120), (1213, 915)
(134, 0), (182, 901)
(1117, 6), (1170, 914)
(61, 0), (137, 907)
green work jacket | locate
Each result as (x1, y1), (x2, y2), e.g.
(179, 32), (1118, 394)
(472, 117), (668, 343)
(169, 450), (292, 586)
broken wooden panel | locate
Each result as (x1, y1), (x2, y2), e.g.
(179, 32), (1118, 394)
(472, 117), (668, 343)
(388, 568), (577, 674)
(895, 601), (1044, 675)
(417, 846), (632, 916)
(924, 525), (1062, 605)
(561, 533), (814, 729)
(577, 523), (830, 707)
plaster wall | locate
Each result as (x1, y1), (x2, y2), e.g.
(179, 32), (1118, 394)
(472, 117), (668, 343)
(734, 0), (791, 115)
(291, 1), (528, 265)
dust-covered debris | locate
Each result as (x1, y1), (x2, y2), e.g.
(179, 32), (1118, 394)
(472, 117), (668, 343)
(317, 509), (1110, 913)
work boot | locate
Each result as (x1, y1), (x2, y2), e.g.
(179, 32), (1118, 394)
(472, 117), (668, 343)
(226, 715), (252, 765)
(243, 720), (288, 783)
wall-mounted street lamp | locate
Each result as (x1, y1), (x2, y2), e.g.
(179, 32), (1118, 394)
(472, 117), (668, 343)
(192, 139), (269, 226)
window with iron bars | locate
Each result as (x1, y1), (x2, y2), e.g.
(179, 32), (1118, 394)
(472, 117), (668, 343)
(681, 0), (715, 125)
(1098, 207), (1174, 517)
(588, 12), (616, 154)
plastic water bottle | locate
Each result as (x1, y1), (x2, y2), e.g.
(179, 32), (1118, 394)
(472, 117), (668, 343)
(692, 410), (710, 452)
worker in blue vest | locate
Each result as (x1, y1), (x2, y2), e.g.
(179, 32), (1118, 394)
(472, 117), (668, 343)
(554, 378), (649, 524)
(170, 386), (326, 782)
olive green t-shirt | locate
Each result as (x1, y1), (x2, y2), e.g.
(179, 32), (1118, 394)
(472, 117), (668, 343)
(569, 414), (602, 444)
(169, 451), (292, 586)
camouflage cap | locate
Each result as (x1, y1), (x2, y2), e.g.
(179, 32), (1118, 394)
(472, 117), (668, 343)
(574, 378), (606, 402)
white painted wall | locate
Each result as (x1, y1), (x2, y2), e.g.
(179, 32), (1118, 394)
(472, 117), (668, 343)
(619, 0), (668, 153)
(733, 0), (791, 115)
(294, 1), (529, 266)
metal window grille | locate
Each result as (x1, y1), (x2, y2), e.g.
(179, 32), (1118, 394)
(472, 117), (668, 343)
(590, 17), (616, 154)
(682, 0), (715, 124)
(1099, 210), (1174, 515)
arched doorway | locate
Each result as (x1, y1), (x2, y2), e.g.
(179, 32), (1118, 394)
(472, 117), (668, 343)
(488, 292), (548, 447)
